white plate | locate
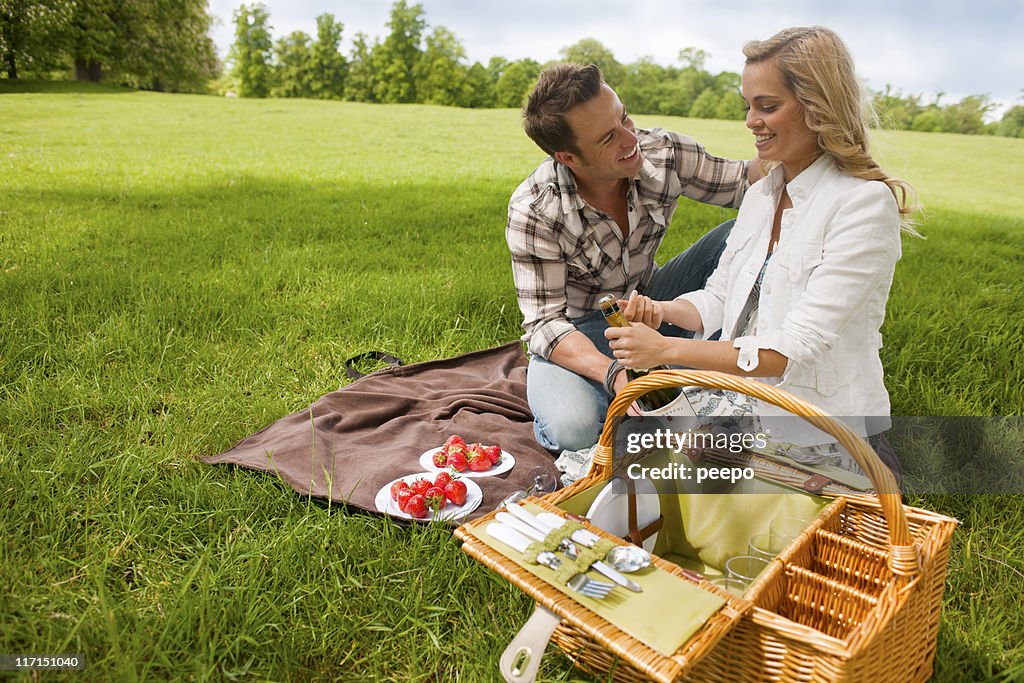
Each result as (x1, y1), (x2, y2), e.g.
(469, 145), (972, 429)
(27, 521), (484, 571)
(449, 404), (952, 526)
(374, 472), (483, 522)
(585, 477), (661, 552)
(418, 446), (515, 478)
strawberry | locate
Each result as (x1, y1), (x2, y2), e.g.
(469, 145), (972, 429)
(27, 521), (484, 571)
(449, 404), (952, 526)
(467, 450), (491, 472)
(424, 486), (447, 510)
(447, 450), (468, 472)
(431, 448), (447, 468)
(405, 494), (428, 518)
(409, 478), (432, 495)
(390, 480), (410, 501)
(396, 488), (414, 512)
(442, 434), (467, 454)
(434, 471), (453, 488)
(444, 479), (468, 506)
(483, 445), (502, 465)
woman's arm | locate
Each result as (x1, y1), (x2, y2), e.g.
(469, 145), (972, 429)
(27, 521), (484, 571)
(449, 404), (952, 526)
(604, 324), (788, 377)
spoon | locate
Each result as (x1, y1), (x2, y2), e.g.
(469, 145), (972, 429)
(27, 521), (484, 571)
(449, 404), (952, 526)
(560, 537), (652, 573)
(604, 544), (652, 573)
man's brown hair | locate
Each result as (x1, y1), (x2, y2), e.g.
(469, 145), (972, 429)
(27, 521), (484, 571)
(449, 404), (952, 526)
(523, 63), (604, 157)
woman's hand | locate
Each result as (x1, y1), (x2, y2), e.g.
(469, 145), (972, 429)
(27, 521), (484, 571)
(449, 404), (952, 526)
(620, 290), (663, 330)
(605, 324), (675, 369)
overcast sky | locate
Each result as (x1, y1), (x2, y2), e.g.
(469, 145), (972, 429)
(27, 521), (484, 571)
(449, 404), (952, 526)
(207, 0), (1023, 118)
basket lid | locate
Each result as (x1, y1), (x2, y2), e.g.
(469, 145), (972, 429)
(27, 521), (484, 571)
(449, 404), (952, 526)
(455, 498), (750, 683)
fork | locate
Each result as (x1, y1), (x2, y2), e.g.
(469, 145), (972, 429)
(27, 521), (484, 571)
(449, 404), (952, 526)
(536, 551), (615, 598)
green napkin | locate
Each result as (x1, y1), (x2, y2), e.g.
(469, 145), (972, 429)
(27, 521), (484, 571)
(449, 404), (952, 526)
(469, 507), (726, 657)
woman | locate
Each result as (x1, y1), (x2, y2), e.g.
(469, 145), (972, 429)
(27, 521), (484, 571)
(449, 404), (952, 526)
(605, 27), (918, 471)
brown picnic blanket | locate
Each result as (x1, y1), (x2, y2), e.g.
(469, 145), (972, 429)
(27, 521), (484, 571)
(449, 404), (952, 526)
(202, 342), (558, 522)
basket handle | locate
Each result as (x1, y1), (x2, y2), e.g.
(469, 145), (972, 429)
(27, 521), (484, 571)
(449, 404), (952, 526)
(594, 369), (920, 577)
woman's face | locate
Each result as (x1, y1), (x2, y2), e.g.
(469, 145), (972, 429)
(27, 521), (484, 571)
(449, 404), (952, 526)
(742, 59), (820, 182)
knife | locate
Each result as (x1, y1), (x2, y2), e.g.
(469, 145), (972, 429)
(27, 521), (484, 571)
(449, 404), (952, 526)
(495, 512), (548, 542)
(486, 521), (534, 554)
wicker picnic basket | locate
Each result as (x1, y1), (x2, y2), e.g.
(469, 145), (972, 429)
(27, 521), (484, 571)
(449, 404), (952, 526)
(456, 370), (957, 682)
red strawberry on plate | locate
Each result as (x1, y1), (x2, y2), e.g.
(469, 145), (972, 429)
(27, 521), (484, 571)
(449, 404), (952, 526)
(396, 488), (414, 512)
(434, 471), (453, 488)
(424, 486), (446, 510)
(409, 478), (432, 495)
(483, 445), (502, 465)
(442, 434), (467, 454)
(390, 480), (410, 501)
(431, 449), (447, 468)
(443, 479), (467, 506)
(467, 449), (491, 472)
(405, 494), (428, 518)
(447, 450), (468, 472)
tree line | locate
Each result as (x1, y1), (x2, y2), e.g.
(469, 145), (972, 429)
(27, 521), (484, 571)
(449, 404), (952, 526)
(2, 1), (1021, 138)
(0, 0), (218, 92)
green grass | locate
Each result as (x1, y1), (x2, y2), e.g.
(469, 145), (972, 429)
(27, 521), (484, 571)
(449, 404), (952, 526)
(1, 87), (1023, 681)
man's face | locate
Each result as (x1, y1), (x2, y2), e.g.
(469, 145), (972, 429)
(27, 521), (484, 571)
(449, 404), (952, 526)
(557, 84), (643, 184)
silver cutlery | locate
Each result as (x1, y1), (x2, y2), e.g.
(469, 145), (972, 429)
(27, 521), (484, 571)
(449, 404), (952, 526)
(504, 505), (644, 593)
(486, 522), (615, 598)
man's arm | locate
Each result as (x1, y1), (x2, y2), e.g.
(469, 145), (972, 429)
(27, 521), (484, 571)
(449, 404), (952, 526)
(663, 129), (753, 208)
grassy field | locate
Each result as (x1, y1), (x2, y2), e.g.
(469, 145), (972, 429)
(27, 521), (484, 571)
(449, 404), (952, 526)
(1, 82), (1023, 681)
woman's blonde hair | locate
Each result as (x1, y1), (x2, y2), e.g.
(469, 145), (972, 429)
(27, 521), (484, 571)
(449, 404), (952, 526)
(744, 26), (921, 233)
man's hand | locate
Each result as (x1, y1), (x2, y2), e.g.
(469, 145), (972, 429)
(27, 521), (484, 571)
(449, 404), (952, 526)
(620, 290), (663, 330)
(611, 365), (644, 416)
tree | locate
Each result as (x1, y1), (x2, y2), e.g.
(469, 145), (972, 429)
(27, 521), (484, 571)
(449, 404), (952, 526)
(271, 30), (312, 98)
(678, 47), (708, 71)
(494, 58), (539, 108)
(115, 0), (219, 92)
(619, 58), (672, 115)
(67, 0), (119, 82)
(911, 108), (943, 133)
(371, 0), (425, 104)
(940, 94), (993, 135)
(343, 31), (375, 102)
(559, 37), (624, 87)
(0, 0), (73, 79)
(997, 104), (1024, 138)
(872, 85), (923, 130)
(413, 25), (467, 106)
(461, 60), (495, 108)
(715, 89), (746, 120)
(308, 12), (345, 99)
(228, 3), (273, 97)
(688, 87), (719, 118)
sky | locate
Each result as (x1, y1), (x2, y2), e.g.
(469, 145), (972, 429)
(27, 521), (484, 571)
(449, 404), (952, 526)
(206, 0), (1023, 119)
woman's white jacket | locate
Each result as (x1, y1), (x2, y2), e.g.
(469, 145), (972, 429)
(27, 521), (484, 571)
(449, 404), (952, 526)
(678, 155), (901, 442)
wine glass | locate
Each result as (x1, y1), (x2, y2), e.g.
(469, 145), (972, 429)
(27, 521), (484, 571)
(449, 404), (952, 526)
(501, 466), (559, 508)
(527, 467), (558, 496)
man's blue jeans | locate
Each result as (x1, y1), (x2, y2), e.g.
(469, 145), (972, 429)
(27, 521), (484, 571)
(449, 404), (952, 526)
(527, 219), (734, 452)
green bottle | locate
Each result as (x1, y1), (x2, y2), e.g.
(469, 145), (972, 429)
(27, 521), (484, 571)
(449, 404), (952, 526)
(599, 294), (685, 413)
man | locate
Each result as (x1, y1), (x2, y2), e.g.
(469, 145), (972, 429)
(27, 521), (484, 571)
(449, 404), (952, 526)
(508, 63), (760, 452)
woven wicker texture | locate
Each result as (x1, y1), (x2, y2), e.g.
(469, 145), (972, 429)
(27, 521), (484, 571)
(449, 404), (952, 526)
(457, 370), (957, 682)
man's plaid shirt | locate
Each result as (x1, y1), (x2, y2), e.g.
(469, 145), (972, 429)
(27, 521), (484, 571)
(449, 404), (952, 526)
(507, 127), (749, 359)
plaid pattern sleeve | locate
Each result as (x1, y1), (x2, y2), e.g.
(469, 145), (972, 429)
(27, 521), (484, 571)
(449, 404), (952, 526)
(641, 128), (748, 209)
(506, 171), (578, 359)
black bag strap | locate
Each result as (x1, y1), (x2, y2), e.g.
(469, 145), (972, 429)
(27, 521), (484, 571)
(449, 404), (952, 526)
(343, 351), (405, 380)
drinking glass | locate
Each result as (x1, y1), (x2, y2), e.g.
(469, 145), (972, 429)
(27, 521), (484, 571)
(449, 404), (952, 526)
(769, 516), (810, 553)
(747, 533), (777, 561)
(708, 576), (747, 597)
(725, 555), (770, 585)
